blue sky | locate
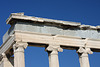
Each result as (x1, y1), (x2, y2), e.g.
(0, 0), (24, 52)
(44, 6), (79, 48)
(0, 0), (100, 67)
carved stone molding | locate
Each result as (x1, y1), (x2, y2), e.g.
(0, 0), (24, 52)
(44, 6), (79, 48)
(15, 42), (28, 49)
(45, 45), (63, 67)
(77, 47), (93, 54)
(13, 42), (28, 53)
(46, 45), (63, 54)
(77, 47), (93, 67)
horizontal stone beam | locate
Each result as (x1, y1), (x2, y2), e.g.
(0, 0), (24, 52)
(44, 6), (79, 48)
(3, 21), (100, 43)
(14, 31), (100, 51)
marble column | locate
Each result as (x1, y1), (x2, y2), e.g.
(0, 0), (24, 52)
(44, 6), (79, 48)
(77, 47), (93, 67)
(46, 45), (63, 67)
(13, 42), (28, 67)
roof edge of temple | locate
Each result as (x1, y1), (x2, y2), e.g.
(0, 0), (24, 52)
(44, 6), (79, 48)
(6, 13), (81, 26)
(6, 12), (24, 24)
(6, 13), (100, 30)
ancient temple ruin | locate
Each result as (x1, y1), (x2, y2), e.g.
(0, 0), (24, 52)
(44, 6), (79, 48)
(0, 13), (100, 67)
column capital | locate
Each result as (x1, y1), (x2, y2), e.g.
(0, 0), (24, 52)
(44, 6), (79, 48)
(46, 45), (63, 52)
(13, 42), (28, 49)
(46, 45), (63, 55)
(13, 42), (28, 53)
(77, 47), (93, 57)
(46, 45), (62, 67)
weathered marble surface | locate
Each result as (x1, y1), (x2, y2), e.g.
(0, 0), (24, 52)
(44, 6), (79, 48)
(3, 21), (100, 43)
(0, 62), (3, 67)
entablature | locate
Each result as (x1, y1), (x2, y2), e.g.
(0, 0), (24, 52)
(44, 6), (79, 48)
(1, 13), (100, 56)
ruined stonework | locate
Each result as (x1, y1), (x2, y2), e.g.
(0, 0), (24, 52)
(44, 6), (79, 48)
(0, 13), (100, 67)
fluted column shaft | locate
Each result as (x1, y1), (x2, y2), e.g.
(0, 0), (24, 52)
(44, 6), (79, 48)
(46, 45), (63, 67)
(77, 47), (93, 67)
(13, 42), (28, 67)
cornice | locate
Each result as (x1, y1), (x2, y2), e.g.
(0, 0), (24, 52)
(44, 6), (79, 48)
(6, 13), (100, 30)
